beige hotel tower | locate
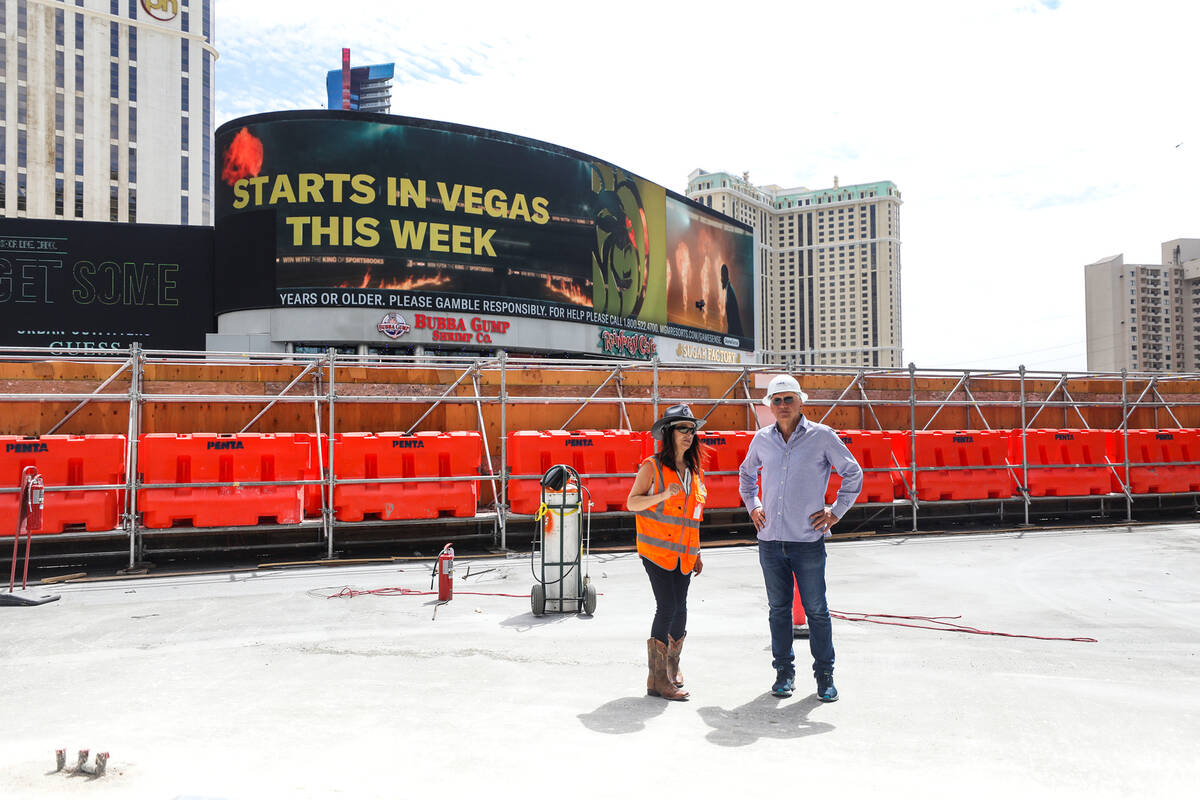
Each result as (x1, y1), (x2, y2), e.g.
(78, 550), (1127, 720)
(686, 170), (902, 368)
(1085, 239), (1200, 373)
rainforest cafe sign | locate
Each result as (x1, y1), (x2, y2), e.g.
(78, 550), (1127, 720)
(598, 327), (656, 360)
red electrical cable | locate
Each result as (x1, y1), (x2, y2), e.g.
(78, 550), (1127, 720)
(324, 591), (1093, 642)
(327, 587), (530, 599)
(830, 610), (1097, 643)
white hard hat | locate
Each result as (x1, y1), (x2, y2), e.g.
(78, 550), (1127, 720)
(763, 374), (809, 406)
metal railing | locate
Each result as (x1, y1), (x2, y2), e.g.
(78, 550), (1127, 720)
(4, 344), (1200, 567)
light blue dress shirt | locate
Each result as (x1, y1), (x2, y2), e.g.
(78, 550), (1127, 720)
(738, 416), (864, 542)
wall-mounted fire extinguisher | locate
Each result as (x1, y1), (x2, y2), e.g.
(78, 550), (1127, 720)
(436, 543), (454, 602)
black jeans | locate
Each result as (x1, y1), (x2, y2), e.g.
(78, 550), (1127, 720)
(642, 557), (691, 644)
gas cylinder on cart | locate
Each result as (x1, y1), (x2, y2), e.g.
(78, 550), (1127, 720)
(541, 480), (582, 607)
(436, 543), (454, 601)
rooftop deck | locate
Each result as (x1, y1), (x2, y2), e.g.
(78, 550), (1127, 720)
(3, 523), (1198, 798)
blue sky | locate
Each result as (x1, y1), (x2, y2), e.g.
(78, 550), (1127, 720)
(215, 0), (1200, 371)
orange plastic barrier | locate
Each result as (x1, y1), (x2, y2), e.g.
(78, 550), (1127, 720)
(1009, 429), (1110, 497)
(1106, 429), (1200, 494)
(332, 432), (481, 520)
(826, 430), (902, 504)
(894, 430), (1012, 501)
(0, 435), (126, 535)
(507, 430), (646, 514)
(138, 433), (318, 529)
(302, 434), (329, 518)
(697, 431), (756, 509)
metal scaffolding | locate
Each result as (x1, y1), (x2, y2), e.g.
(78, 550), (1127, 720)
(4, 345), (1200, 567)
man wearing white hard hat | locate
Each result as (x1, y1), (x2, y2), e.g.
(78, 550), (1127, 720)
(738, 374), (863, 702)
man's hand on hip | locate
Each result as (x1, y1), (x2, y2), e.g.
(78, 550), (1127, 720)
(749, 507), (766, 530)
(809, 508), (839, 533)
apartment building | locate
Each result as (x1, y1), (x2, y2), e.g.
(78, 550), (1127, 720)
(686, 169), (902, 367)
(1, 0), (215, 225)
(326, 50), (393, 113)
(1085, 239), (1200, 372)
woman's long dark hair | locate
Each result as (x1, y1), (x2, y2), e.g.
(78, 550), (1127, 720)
(656, 425), (709, 474)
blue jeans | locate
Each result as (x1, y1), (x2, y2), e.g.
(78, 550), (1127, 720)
(758, 539), (834, 677)
(642, 557), (691, 644)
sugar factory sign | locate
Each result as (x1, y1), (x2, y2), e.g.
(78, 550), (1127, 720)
(598, 327), (656, 360)
(674, 342), (742, 364)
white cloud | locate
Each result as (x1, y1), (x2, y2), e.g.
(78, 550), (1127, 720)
(214, 0), (1200, 371)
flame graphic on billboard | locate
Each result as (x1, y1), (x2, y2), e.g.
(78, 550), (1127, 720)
(221, 127), (263, 187)
(544, 276), (590, 306)
(337, 270), (452, 291)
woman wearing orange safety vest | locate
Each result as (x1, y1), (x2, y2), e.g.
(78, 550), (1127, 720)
(626, 403), (708, 701)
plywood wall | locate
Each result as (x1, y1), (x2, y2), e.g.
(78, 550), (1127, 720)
(5, 362), (1200, 448)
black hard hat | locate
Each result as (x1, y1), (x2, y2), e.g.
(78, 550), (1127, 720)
(650, 403), (705, 441)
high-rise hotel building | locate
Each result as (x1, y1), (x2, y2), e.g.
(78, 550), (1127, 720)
(1085, 239), (1200, 373)
(1, 0), (215, 225)
(686, 170), (902, 368)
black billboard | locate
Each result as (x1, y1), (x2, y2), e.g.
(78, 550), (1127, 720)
(214, 111), (755, 351)
(0, 219), (214, 352)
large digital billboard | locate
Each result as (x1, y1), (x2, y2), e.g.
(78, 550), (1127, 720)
(0, 219), (213, 352)
(214, 111), (755, 351)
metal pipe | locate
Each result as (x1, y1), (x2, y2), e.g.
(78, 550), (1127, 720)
(918, 372), (968, 431)
(313, 374), (329, 548)
(0, 393), (132, 402)
(740, 369), (757, 430)
(614, 368), (633, 430)
(1121, 379), (1157, 427)
(498, 350), (508, 550)
(909, 362), (918, 532)
(701, 370), (751, 425)
(560, 368), (619, 430)
(816, 371), (861, 425)
(238, 360), (321, 433)
(471, 365), (501, 548)
(1026, 373), (1068, 429)
(1122, 369), (1131, 522)
(652, 355), (660, 420)
(403, 364), (479, 434)
(326, 350), (337, 559)
(1152, 381), (1183, 428)
(45, 358), (132, 435)
(1020, 365), (1029, 527)
(125, 343), (143, 569)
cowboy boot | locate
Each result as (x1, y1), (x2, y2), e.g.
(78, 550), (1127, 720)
(646, 639), (658, 697)
(667, 634), (686, 688)
(648, 639), (689, 701)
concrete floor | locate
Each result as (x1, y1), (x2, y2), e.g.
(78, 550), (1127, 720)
(2, 523), (1198, 799)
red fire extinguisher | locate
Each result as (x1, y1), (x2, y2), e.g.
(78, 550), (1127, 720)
(10, 466), (45, 593)
(436, 543), (454, 601)
(26, 470), (45, 532)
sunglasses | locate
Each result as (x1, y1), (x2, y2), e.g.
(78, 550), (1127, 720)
(673, 425), (697, 435)
(771, 395), (799, 406)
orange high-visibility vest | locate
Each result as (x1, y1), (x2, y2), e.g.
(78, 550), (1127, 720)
(635, 455), (706, 573)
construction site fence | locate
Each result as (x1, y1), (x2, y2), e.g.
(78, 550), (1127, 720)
(4, 345), (1200, 566)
